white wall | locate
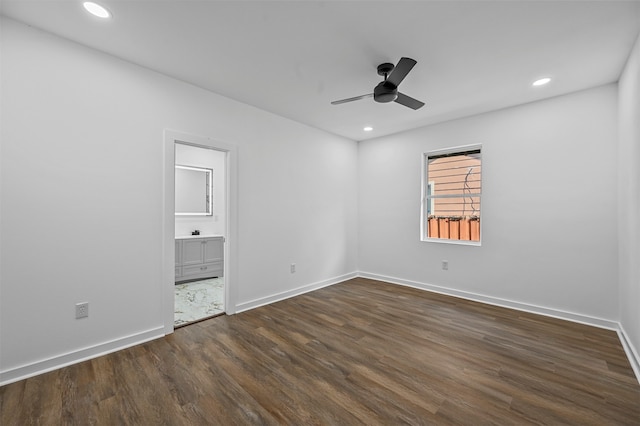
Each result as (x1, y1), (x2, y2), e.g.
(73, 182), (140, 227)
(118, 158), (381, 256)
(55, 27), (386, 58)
(175, 143), (226, 237)
(1, 14), (634, 385)
(618, 31), (640, 374)
(359, 85), (619, 325)
(0, 18), (358, 384)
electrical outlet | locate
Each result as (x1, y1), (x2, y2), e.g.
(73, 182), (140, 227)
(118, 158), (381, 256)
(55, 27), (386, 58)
(290, 263), (296, 273)
(75, 302), (89, 319)
(442, 260), (449, 271)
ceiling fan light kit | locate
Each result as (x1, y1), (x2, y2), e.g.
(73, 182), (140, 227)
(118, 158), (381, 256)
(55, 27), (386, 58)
(332, 57), (425, 110)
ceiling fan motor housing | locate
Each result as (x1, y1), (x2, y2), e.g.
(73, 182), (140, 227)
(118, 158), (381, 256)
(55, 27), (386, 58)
(374, 81), (398, 103)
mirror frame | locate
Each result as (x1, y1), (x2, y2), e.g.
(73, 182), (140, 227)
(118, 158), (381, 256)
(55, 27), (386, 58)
(175, 164), (213, 216)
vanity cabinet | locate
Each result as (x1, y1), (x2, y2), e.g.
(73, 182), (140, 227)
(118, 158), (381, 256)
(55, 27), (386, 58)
(175, 236), (224, 282)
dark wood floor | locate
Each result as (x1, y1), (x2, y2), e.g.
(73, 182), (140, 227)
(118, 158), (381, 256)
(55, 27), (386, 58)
(2, 278), (639, 425)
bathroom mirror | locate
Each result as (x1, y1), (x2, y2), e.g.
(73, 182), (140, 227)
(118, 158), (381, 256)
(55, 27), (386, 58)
(175, 165), (212, 215)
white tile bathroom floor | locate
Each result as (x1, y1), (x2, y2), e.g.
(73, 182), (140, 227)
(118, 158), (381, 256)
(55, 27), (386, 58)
(174, 277), (224, 327)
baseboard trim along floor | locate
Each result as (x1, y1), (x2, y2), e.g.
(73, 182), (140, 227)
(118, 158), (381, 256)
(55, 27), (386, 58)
(3, 278), (638, 423)
(0, 327), (164, 386)
(357, 271), (639, 384)
(357, 272), (618, 330)
(2, 271), (638, 387)
(235, 271), (358, 313)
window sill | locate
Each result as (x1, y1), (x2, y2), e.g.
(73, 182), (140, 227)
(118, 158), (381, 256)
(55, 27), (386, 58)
(421, 238), (481, 247)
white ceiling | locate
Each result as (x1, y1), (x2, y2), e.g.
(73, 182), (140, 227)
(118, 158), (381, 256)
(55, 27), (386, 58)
(2, 1), (640, 141)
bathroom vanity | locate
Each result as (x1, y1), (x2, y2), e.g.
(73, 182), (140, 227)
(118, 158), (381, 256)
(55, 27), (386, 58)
(175, 235), (224, 283)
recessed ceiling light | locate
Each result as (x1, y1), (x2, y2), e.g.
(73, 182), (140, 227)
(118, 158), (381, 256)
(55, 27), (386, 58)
(83, 2), (111, 18)
(532, 77), (551, 87)
(363, 126), (373, 132)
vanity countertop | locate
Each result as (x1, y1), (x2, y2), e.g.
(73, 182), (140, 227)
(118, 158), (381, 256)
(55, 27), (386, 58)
(176, 234), (224, 240)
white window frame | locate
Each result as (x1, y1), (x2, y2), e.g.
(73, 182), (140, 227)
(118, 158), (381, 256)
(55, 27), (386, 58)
(420, 144), (482, 246)
(426, 181), (435, 217)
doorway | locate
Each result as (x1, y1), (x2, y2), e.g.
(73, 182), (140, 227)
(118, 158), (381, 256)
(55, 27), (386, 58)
(174, 143), (226, 326)
(163, 130), (238, 333)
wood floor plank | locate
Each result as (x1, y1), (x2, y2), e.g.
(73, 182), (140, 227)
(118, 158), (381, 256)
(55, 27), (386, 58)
(2, 277), (639, 425)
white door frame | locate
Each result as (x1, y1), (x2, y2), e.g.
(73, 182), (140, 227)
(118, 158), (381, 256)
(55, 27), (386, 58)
(163, 130), (238, 334)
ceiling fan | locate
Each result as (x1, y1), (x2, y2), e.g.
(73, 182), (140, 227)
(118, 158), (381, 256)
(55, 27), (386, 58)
(331, 57), (425, 110)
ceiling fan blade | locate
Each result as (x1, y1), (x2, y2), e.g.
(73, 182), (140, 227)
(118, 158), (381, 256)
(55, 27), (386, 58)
(395, 92), (425, 110)
(331, 93), (374, 105)
(386, 57), (417, 87)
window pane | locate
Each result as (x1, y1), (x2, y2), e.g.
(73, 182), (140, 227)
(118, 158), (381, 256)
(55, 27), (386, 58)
(424, 148), (481, 242)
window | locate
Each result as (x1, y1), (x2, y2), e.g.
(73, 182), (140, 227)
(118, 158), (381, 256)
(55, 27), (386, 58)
(421, 145), (482, 243)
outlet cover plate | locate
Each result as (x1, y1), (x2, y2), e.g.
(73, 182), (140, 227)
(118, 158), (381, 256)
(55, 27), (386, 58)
(75, 302), (89, 319)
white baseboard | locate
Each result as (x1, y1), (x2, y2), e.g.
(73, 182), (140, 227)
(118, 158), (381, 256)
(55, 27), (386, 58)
(618, 324), (640, 383)
(357, 272), (619, 330)
(358, 272), (640, 385)
(4, 272), (636, 387)
(235, 271), (358, 313)
(0, 273), (357, 387)
(0, 327), (165, 386)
